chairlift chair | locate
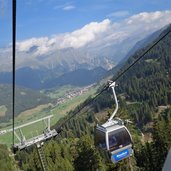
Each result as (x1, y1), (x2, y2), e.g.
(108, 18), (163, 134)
(95, 82), (133, 163)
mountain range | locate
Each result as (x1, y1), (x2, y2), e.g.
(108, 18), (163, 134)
(0, 66), (107, 89)
(0, 84), (51, 123)
(0, 22), (170, 91)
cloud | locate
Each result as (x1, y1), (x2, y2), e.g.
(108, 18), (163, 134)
(59, 19), (110, 49)
(54, 2), (76, 11)
(16, 37), (48, 52)
(16, 19), (111, 55)
(63, 5), (75, 11)
(123, 11), (171, 34)
(107, 10), (130, 18)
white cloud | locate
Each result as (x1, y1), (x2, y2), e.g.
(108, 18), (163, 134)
(123, 11), (171, 35)
(59, 19), (111, 49)
(107, 11), (130, 18)
(54, 2), (76, 11)
(126, 11), (171, 24)
(16, 19), (111, 55)
(16, 37), (48, 52)
(63, 5), (75, 11)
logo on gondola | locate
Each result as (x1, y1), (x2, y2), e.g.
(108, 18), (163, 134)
(113, 149), (129, 161)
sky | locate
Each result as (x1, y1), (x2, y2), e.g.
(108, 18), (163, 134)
(0, 0), (171, 48)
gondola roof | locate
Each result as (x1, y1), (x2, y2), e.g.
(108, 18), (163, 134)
(96, 119), (124, 132)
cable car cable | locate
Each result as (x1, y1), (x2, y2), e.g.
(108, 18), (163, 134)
(56, 28), (171, 133)
(12, 0), (16, 148)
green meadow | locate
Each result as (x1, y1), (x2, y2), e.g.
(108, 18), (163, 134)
(0, 86), (98, 147)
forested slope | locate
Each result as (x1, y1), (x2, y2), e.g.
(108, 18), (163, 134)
(0, 145), (14, 171)
(116, 25), (171, 126)
(0, 84), (51, 123)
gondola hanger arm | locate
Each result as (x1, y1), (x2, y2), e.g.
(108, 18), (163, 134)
(108, 81), (118, 122)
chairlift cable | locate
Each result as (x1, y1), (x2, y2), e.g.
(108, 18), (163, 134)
(12, 0), (16, 148)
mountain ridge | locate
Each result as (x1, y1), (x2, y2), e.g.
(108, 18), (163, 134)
(0, 66), (107, 90)
(0, 84), (51, 123)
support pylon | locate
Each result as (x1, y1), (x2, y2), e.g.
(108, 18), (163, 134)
(36, 143), (48, 171)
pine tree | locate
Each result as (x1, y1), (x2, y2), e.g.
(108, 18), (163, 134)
(74, 135), (105, 171)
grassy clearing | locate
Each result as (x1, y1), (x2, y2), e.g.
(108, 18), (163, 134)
(16, 104), (53, 121)
(45, 85), (76, 99)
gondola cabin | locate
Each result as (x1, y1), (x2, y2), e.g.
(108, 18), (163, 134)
(95, 119), (133, 163)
